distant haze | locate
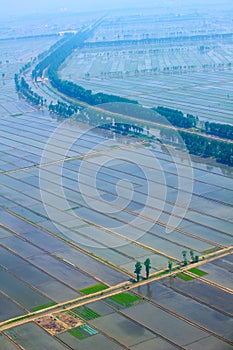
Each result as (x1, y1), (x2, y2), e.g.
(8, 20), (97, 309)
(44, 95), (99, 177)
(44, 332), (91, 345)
(1, 0), (233, 19)
(2, 0), (153, 18)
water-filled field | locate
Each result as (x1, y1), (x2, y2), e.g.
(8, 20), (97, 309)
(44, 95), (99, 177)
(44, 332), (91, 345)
(60, 44), (233, 124)
(2, 263), (232, 349)
(0, 112), (232, 273)
(0, 13), (233, 349)
(5, 323), (67, 350)
(61, 69), (233, 124)
(0, 108), (232, 327)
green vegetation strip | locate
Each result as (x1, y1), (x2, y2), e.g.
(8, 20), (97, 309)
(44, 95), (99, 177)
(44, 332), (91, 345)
(30, 302), (57, 312)
(176, 273), (194, 281)
(68, 327), (87, 339)
(189, 268), (207, 276)
(4, 314), (31, 326)
(71, 306), (100, 321)
(79, 283), (108, 295)
(109, 292), (141, 306)
(201, 247), (218, 254)
(65, 206), (80, 211)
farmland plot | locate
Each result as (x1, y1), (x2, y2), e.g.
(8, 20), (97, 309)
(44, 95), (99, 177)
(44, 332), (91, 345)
(0, 112), (232, 276)
(161, 275), (233, 315)
(0, 10), (232, 350)
(0, 334), (19, 350)
(5, 323), (67, 350)
(60, 45), (233, 124)
(136, 281), (233, 341)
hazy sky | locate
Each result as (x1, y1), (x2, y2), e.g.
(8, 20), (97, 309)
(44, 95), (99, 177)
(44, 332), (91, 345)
(1, 0), (155, 18)
(1, 0), (232, 19)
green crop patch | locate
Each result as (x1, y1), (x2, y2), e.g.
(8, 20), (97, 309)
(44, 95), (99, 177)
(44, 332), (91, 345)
(109, 293), (141, 306)
(189, 268), (207, 276)
(79, 283), (108, 295)
(201, 247), (218, 254)
(30, 302), (57, 312)
(68, 328), (87, 339)
(65, 206), (80, 211)
(177, 273), (194, 281)
(71, 306), (100, 321)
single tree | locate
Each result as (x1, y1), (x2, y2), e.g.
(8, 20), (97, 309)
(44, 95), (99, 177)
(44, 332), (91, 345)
(168, 260), (173, 274)
(190, 249), (194, 262)
(182, 250), (188, 266)
(134, 261), (142, 282)
(144, 258), (151, 279)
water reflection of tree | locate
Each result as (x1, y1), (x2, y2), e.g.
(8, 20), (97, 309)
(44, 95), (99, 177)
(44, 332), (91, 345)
(146, 283), (152, 299)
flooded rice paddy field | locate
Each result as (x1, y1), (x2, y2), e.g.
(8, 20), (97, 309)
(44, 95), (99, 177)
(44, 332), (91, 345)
(0, 333), (19, 350)
(0, 209), (126, 321)
(0, 37), (57, 116)
(4, 323), (68, 350)
(40, 2), (232, 129)
(61, 52), (233, 124)
(0, 111), (232, 276)
(2, 263), (232, 350)
(136, 279), (233, 340)
(0, 107), (232, 349)
(0, 35), (232, 349)
(196, 259), (233, 290)
(87, 265), (233, 348)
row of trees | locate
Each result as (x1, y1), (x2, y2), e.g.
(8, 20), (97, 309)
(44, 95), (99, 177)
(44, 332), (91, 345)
(14, 74), (45, 107)
(15, 71), (84, 120)
(179, 130), (233, 166)
(100, 122), (144, 135)
(134, 250), (200, 282)
(155, 106), (233, 141)
(49, 101), (80, 118)
(49, 69), (138, 106)
(15, 75), (232, 167)
(19, 58), (37, 74)
(159, 127), (233, 166)
(98, 103), (198, 130)
(182, 249), (199, 266)
(153, 106), (198, 128)
(205, 121), (233, 140)
(14, 25), (232, 168)
(134, 258), (151, 282)
(32, 28), (138, 106)
(37, 34), (71, 63)
(168, 250), (199, 274)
